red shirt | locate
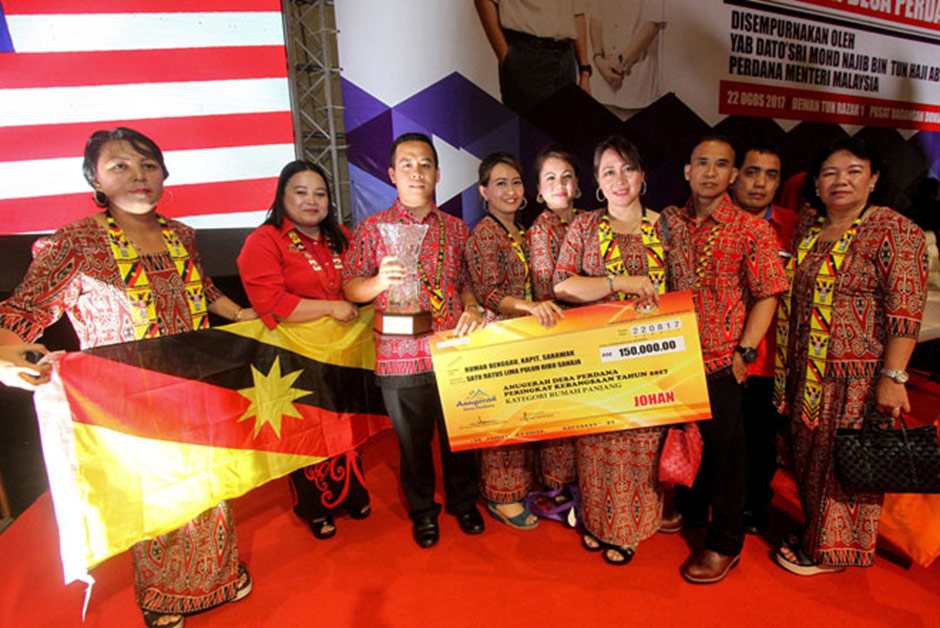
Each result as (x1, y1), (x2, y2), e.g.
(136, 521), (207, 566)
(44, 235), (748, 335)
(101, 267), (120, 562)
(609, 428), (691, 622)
(661, 194), (788, 374)
(343, 199), (471, 377)
(237, 219), (349, 329)
(747, 204), (800, 376)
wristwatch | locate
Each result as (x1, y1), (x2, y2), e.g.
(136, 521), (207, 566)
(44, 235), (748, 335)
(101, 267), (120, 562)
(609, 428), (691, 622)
(881, 368), (909, 384)
(733, 345), (758, 364)
(579, 64), (593, 77)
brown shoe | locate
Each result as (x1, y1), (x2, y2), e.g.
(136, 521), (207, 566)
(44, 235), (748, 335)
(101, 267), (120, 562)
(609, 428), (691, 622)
(659, 510), (684, 534)
(681, 549), (740, 584)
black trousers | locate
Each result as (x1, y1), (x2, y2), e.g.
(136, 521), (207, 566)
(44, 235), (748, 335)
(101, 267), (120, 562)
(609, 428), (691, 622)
(289, 452), (370, 520)
(379, 380), (479, 520)
(676, 371), (747, 556)
(742, 375), (779, 521)
(498, 30), (577, 113)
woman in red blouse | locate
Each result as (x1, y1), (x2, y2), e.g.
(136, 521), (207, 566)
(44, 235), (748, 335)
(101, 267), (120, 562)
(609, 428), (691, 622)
(527, 144), (585, 498)
(774, 138), (928, 575)
(0, 127), (255, 628)
(465, 152), (564, 529)
(554, 135), (664, 565)
(237, 160), (370, 541)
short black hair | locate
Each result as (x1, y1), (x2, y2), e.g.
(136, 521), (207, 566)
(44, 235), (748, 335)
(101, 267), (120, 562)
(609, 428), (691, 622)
(690, 133), (735, 162)
(263, 160), (348, 254)
(808, 137), (884, 215)
(736, 140), (782, 168)
(82, 127), (169, 187)
(388, 132), (438, 168)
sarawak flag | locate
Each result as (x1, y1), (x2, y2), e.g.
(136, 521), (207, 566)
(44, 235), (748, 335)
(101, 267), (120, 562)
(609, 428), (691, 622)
(0, 0), (294, 234)
(34, 310), (389, 585)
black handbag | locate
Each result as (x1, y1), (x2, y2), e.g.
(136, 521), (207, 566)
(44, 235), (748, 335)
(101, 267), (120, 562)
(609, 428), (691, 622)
(834, 412), (940, 494)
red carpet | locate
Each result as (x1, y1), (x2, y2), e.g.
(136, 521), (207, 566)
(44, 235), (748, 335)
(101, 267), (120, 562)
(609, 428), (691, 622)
(2, 425), (938, 628)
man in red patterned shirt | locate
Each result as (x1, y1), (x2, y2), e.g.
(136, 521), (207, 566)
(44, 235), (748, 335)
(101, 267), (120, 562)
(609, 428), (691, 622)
(343, 133), (487, 549)
(731, 141), (801, 537)
(660, 136), (788, 583)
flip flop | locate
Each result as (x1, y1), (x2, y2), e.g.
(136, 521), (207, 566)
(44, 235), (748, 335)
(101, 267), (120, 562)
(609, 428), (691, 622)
(486, 501), (539, 530)
(775, 539), (845, 576)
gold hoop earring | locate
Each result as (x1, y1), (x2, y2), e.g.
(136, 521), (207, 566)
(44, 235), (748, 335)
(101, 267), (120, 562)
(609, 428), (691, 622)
(536, 193), (544, 204)
(596, 188), (605, 203)
(574, 188), (582, 199)
(520, 197), (528, 210)
(641, 181), (648, 196)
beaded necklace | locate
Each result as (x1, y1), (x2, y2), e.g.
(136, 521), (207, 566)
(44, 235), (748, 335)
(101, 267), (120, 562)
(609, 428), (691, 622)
(772, 212), (864, 427)
(597, 210), (666, 298)
(286, 228), (344, 293)
(105, 211), (207, 339)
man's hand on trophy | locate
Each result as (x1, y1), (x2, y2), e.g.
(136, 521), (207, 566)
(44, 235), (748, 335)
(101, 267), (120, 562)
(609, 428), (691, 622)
(376, 256), (406, 290)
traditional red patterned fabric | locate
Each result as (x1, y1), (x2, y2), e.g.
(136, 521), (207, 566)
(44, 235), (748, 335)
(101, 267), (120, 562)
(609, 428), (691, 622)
(783, 207), (928, 566)
(528, 209), (569, 301)
(0, 216), (222, 347)
(660, 195), (788, 374)
(555, 210), (667, 547)
(343, 200), (471, 376)
(749, 204), (801, 377)
(465, 215), (530, 314)
(466, 214), (536, 502)
(132, 504), (239, 614)
(577, 428), (665, 549)
(527, 209), (581, 487)
(237, 219), (350, 329)
(554, 210), (659, 291)
(0, 215), (238, 615)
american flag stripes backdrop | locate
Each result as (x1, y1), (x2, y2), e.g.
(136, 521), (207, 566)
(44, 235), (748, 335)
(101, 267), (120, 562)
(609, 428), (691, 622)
(0, 0), (296, 235)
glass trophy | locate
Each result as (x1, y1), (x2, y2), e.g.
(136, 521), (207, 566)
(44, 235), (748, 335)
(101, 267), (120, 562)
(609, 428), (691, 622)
(374, 223), (434, 336)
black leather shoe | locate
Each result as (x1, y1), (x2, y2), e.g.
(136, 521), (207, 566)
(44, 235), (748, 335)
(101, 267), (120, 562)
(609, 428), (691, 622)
(412, 514), (439, 548)
(456, 507), (485, 535)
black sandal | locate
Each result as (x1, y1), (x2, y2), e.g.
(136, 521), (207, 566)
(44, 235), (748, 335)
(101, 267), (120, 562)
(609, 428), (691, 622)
(309, 515), (336, 539)
(603, 545), (635, 566)
(142, 610), (184, 628)
(348, 503), (372, 520)
(581, 532), (604, 552)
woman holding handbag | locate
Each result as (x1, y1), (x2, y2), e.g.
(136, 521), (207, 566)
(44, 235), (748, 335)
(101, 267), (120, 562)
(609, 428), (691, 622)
(774, 138), (928, 576)
(553, 135), (666, 565)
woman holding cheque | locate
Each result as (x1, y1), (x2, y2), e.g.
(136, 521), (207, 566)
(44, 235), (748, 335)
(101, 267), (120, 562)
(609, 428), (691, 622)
(553, 135), (665, 565)
(528, 144), (587, 494)
(238, 161), (371, 541)
(0, 128), (255, 628)
(465, 152), (565, 529)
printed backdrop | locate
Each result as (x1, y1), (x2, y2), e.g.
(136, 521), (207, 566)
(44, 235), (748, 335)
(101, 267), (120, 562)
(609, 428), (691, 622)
(335, 0), (940, 228)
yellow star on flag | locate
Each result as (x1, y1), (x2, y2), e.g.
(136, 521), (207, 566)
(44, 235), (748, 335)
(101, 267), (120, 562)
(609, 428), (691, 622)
(237, 356), (311, 438)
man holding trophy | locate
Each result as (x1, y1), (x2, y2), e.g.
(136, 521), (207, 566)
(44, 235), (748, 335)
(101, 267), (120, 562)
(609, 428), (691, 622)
(344, 133), (487, 548)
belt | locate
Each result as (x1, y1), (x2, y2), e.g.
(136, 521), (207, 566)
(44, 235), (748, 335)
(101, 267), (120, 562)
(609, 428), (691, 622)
(504, 29), (572, 51)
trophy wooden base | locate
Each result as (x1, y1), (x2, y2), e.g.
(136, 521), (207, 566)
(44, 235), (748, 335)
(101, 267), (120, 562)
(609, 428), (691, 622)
(374, 310), (434, 336)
